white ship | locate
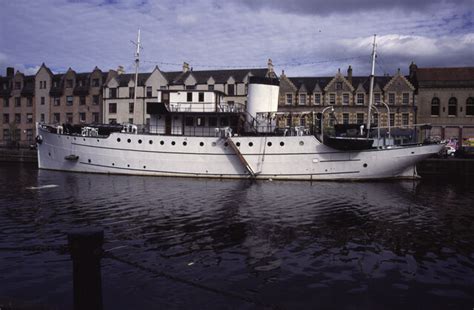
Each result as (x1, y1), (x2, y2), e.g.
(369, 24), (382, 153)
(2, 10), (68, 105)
(35, 35), (444, 180)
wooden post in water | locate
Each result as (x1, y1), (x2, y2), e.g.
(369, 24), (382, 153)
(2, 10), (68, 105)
(68, 228), (104, 310)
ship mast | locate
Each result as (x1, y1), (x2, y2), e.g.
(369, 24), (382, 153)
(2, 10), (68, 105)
(132, 29), (141, 126)
(366, 34), (376, 136)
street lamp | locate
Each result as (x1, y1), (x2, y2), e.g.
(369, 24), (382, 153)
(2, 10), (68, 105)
(321, 106), (334, 144)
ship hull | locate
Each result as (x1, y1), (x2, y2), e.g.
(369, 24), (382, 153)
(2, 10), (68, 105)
(36, 125), (444, 181)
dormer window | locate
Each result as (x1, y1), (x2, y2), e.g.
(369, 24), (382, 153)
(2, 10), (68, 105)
(374, 93), (381, 105)
(66, 79), (73, 88)
(402, 93), (409, 105)
(388, 93), (395, 105)
(299, 93), (307, 105)
(146, 86), (152, 97)
(92, 79), (100, 87)
(356, 93), (365, 105)
(285, 93), (293, 105)
(314, 93), (321, 105)
(227, 84), (235, 96)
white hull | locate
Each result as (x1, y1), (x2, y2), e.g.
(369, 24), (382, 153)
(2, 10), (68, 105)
(36, 125), (444, 181)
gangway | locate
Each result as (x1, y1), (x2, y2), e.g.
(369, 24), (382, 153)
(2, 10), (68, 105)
(226, 137), (258, 178)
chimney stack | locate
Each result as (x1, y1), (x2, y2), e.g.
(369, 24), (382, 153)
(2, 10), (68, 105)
(347, 65), (353, 84)
(117, 65), (125, 75)
(182, 62), (190, 73)
(267, 59), (274, 73)
(6, 67), (14, 77)
(409, 61), (418, 81)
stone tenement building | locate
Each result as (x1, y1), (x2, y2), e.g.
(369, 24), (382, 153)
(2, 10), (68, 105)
(278, 66), (416, 138)
(0, 67), (35, 145)
(409, 64), (474, 143)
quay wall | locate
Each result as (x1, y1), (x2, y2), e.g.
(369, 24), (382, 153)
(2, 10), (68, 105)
(0, 148), (37, 164)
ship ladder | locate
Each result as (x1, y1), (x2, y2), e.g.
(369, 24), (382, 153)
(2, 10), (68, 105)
(226, 137), (258, 178)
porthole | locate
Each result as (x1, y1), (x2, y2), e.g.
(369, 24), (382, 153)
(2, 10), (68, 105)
(200, 142), (204, 147)
(143, 166), (146, 169)
(97, 139), (99, 142)
(88, 159), (91, 163)
(224, 142), (229, 147)
(138, 139), (142, 144)
(112, 163), (115, 166)
(171, 141), (176, 146)
(267, 142), (272, 147)
(149, 140), (153, 145)
(299, 141), (304, 146)
(48, 152), (51, 157)
(280, 142), (285, 147)
(127, 139), (131, 143)
(160, 140), (164, 145)
(249, 142), (253, 147)
(83, 138), (86, 141)
(73, 137), (76, 140)
(236, 142), (240, 147)
(363, 163), (368, 168)
(127, 164), (130, 167)
(117, 138), (121, 142)
(183, 141), (187, 146)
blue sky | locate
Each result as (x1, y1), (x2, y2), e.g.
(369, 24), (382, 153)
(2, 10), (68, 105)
(0, 0), (473, 77)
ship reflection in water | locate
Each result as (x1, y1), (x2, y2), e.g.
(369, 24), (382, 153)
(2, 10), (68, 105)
(0, 163), (473, 309)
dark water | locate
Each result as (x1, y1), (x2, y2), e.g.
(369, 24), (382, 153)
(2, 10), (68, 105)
(1, 163), (473, 309)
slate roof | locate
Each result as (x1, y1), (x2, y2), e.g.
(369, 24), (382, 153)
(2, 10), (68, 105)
(115, 73), (151, 87)
(288, 76), (392, 92)
(0, 76), (11, 97)
(416, 67), (474, 88)
(49, 74), (64, 97)
(21, 75), (35, 96)
(169, 68), (268, 85)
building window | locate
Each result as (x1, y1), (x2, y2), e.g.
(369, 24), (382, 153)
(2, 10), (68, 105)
(147, 86), (153, 97)
(314, 93), (321, 105)
(299, 93), (307, 105)
(26, 129), (33, 141)
(129, 87), (135, 99)
(431, 97), (440, 116)
(128, 118), (134, 124)
(66, 96), (73, 106)
(342, 93), (349, 105)
(185, 85), (196, 90)
(356, 113), (364, 124)
(3, 129), (10, 141)
(92, 112), (99, 123)
(80, 96), (86, 105)
(342, 113), (349, 124)
(66, 79), (73, 88)
(129, 102), (134, 113)
(466, 97), (474, 116)
(15, 82), (21, 89)
(3, 114), (9, 123)
(402, 113), (409, 126)
(227, 84), (235, 96)
(208, 85), (214, 91)
(373, 113), (378, 126)
(299, 117), (306, 127)
(26, 113), (33, 123)
(66, 113), (73, 123)
(329, 93), (336, 105)
(3, 98), (9, 107)
(356, 93), (365, 105)
(187, 92), (193, 102)
(198, 92), (204, 102)
(374, 93), (381, 105)
(14, 113), (21, 124)
(285, 94), (293, 105)
(92, 78), (100, 87)
(160, 86), (167, 90)
(109, 88), (117, 99)
(79, 113), (86, 122)
(93, 95), (99, 105)
(109, 103), (117, 114)
(26, 97), (33, 107)
(53, 113), (60, 123)
(388, 93), (395, 105)
(402, 93), (409, 105)
(41, 97), (45, 105)
(336, 82), (343, 90)
(40, 113), (45, 122)
(448, 97), (457, 116)
(390, 113), (395, 127)
(53, 97), (60, 106)
(15, 97), (21, 107)
(109, 118), (117, 124)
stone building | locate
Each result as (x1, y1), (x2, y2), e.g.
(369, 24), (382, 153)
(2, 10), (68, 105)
(35, 63), (106, 127)
(0, 67), (35, 146)
(410, 64), (474, 144)
(277, 66), (416, 141)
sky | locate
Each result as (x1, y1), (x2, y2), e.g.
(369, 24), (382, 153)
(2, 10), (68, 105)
(0, 0), (473, 78)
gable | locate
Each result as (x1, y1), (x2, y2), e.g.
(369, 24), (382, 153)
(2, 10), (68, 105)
(107, 77), (119, 88)
(384, 74), (415, 92)
(324, 72), (354, 92)
(146, 67), (168, 87)
(355, 83), (365, 93)
(184, 74), (197, 85)
(227, 76), (236, 84)
(207, 76), (215, 84)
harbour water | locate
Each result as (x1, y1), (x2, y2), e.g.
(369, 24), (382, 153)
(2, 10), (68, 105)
(1, 163), (473, 309)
